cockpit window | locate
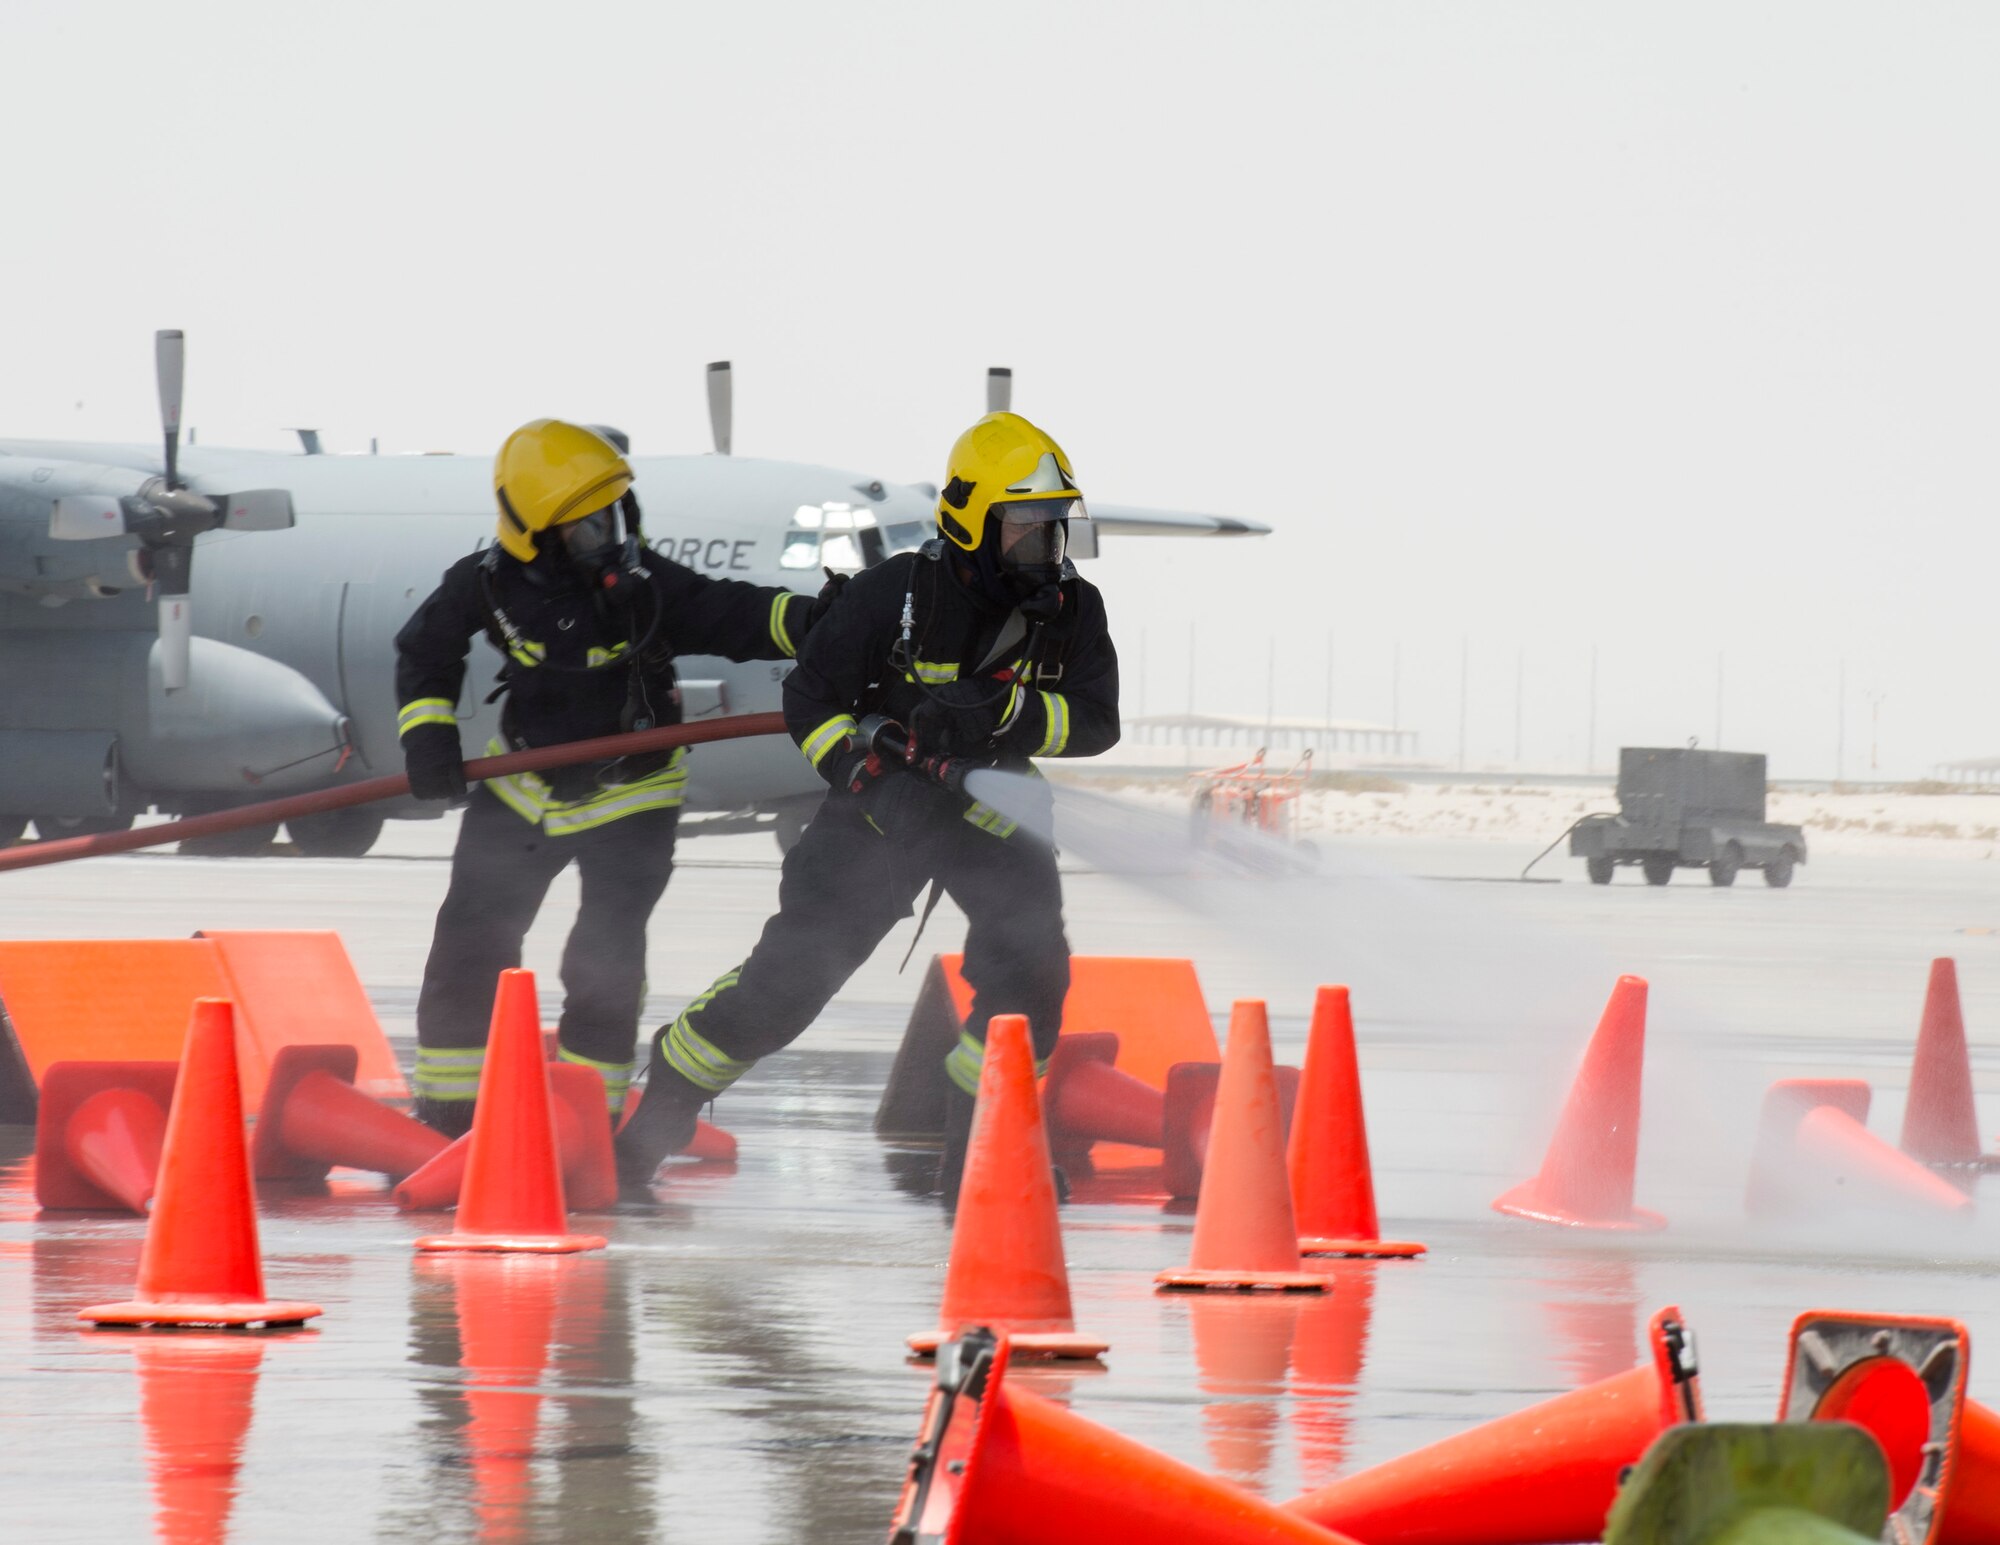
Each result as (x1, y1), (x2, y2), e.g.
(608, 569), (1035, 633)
(780, 503), (929, 572)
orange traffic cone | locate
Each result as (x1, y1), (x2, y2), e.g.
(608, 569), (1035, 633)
(35, 1061), (178, 1213)
(131, 1336), (268, 1544)
(889, 1327), (1364, 1545)
(908, 1015), (1106, 1360)
(1776, 1308), (2000, 1544)
(1748, 1078), (1970, 1219)
(80, 999), (322, 1328)
(1159, 1000), (1326, 1291)
(1292, 1261), (1378, 1489)
(1188, 1292), (1302, 1488)
(1042, 1032), (1164, 1155)
(1286, 1305), (1703, 1544)
(1901, 958), (1997, 1170)
(414, 970), (606, 1254)
(1289, 986), (1425, 1258)
(1163, 1061), (1303, 1199)
(1493, 975), (1664, 1231)
(251, 1043), (448, 1183)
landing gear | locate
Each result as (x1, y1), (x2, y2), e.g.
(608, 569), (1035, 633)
(180, 823), (281, 857)
(286, 807), (385, 858)
(33, 812), (132, 840)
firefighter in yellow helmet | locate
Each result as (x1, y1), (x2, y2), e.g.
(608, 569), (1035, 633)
(395, 419), (825, 1137)
(616, 412), (1121, 1198)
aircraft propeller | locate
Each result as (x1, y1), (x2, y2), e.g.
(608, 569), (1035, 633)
(47, 330), (295, 691)
(707, 360), (732, 455)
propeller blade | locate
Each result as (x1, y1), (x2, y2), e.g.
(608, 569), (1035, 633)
(707, 360), (733, 455)
(986, 366), (1012, 414)
(49, 495), (128, 541)
(155, 329), (186, 490)
(219, 489), (295, 532)
(157, 595), (192, 692)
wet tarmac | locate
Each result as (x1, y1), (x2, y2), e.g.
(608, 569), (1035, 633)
(3, 820), (2000, 1541)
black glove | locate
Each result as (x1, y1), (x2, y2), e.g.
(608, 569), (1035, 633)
(864, 767), (943, 837)
(834, 752), (938, 838)
(800, 567), (849, 637)
(403, 722), (467, 804)
(909, 678), (1010, 759)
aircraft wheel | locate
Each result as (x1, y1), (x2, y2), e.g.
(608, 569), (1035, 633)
(773, 800), (816, 855)
(1586, 856), (1614, 885)
(286, 807), (385, 858)
(1764, 849), (1797, 888)
(1641, 854), (1676, 886)
(179, 822), (281, 857)
(33, 812), (132, 840)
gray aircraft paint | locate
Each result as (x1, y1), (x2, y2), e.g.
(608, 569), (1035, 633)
(0, 436), (1262, 836)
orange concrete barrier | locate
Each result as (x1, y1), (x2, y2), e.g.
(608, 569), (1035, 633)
(0, 930), (404, 1121)
(876, 954), (1220, 1139)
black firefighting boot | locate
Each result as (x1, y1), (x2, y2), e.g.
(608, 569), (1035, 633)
(936, 1083), (1069, 1210)
(614, 1038), (708, 1200)
(413, 1095), (476, 1141)
(938, 1082), (976, 1206)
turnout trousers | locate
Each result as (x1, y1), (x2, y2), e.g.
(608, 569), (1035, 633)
(661, 793), (1070, 1099)
(414, 786), (680, 1117)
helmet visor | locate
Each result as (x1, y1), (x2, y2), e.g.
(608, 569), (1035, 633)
(558, 505), (619, 563)
(997, 516), (1065, 569)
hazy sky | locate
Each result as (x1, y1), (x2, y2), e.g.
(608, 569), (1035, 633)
(4, 2), (1995, 779)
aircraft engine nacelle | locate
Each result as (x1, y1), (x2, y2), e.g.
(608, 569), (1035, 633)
(0, 631), (349, 811)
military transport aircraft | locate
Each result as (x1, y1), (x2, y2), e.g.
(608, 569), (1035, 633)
(0, 334), (1267, 857)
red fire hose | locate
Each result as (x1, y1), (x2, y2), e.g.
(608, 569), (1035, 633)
(0, 711), (788, 874)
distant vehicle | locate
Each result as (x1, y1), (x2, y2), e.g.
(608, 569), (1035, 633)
(1570, 747), (1806, 887)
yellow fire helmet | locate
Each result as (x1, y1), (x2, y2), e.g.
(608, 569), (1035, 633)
(934, 412), (1086, 553)
(492, 419), (634, 562)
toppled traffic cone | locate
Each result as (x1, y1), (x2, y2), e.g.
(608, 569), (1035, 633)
(251, 1043), (448, 1183)
(908, 1015), (1105, 1360)
(1901, 958), (1998, 1171)
(80, 999), (323, 1328)
(1777, 1308), (2000, 1545)
(1189, 1293), (1302, 1488)
(1158, 1001), (1325, 1291)
(1604, 1423), (1888, 1544)
(132, 1337), (268, 1545)
(1748, 1079), (1971, 1219)
(1163, 1060), (1302, 1200)
(35, 1061), (177, 1213)
(889, 1327), (1363, 1545)
(394, 1063), (620, 1214)
(1493, 975), (1664, 1231)
(1289, 986), (1425, 1257)
(1286, 1305), (1703, 1544)
(414, 970), (606, 1254)
(1042, 1032), (1164, 1156)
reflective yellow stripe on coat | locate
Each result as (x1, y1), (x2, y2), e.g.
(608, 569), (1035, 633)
(483, 737), (690, 835)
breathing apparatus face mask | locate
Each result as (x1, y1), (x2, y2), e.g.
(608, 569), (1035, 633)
(993, 496), (1079, 614)
(556, 504), (621, 573)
